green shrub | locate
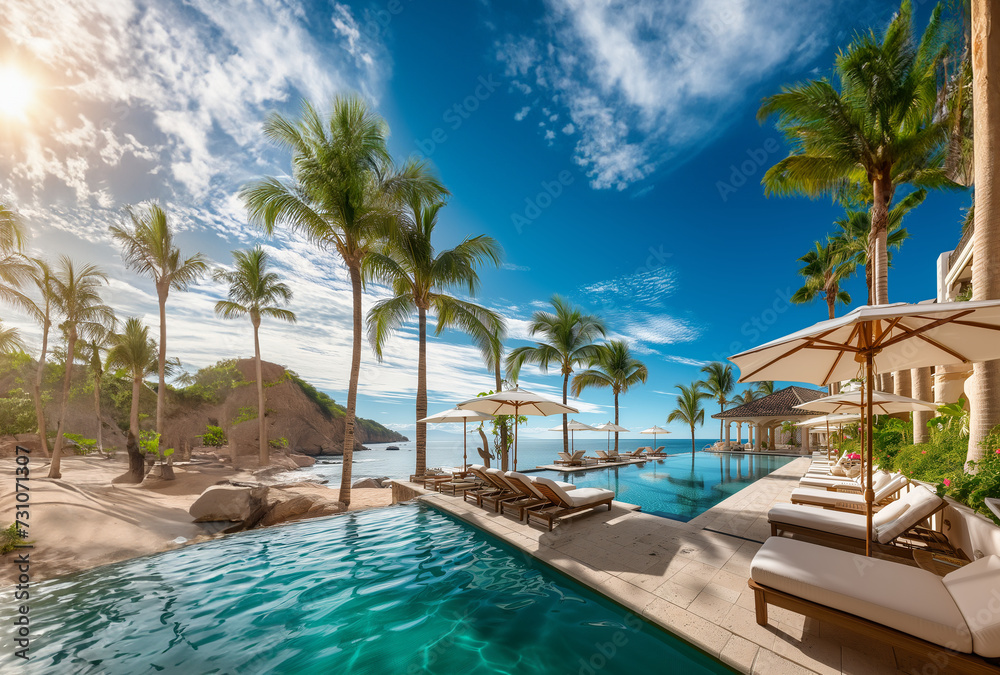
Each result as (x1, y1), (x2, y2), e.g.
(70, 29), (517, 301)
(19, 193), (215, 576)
(175, 360), (250, 404)
(0, 523), (27, 555)
(268, 437), (288, 449)
(940, 425), (1000, 524)
(63, 433), (97, 456)
(139, 430), (174, 464)
(232, 406), (257, 425)
(198, 425), (227, 447)
(0, 388), (36, 435)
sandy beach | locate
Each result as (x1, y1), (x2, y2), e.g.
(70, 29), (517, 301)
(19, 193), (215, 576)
(0, 455), (393, 586)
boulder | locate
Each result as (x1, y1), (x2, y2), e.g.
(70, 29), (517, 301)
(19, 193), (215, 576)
(288, 453), (316, 467)
(351, 477), (382, 489)
(259, 487), (342, 527)
(189, 485), (269, 522)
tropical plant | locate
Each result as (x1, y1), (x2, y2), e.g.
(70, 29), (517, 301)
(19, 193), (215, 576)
(667, 382), (711, 455)
(571, 340), (648, 453)
(0, 320), (24, 354)
(0, 203), (33, 313)
(506, 295), (606, 453)
(758, 0), (954, 305)
(366, 198), (504, 475)
(927, 396), (969, 436)
(47, 257), (114, 479)
(790, 240), (853, 319)
(27, 258), (55, 457)
(475, 388), (527, 466)
(0, 388), (34, 435)
(241, 96), (445, 507)
(198, 425), (227, 448)
(106, 317), (158, 483)
(699, 362), (735, 443)
(756, 381), (776, 397)
(110, 203), (209, 441)
(82, 313), (116, 457)
(214, 246), (296, 465)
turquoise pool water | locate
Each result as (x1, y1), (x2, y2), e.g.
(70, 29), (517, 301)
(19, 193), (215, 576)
(6, 504), (733, 674)
(535, 451), (796, 522)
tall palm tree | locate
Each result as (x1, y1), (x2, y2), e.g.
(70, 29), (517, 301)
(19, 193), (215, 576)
(27, 258), (55, 458)
(106, 317), (158, 484)
(791, 240), (854, 319)
(240, 96), (446, 507)
(570, 340), (648, 452)
(667, 382), (710, 455)
(47, 257), (114, 478)
(214, 247), (297, 466)
(84, 317), (116, 457)
(758, 0), (953, 305)
(830, 190), (926, 303)
(0, 204), (33, 313)
(0, 320), (24, 353)
(699, 362), (735, 443)
(366, 198), (504, 476)
(110, 203), (209, 442)
(506, 295), (606, 453)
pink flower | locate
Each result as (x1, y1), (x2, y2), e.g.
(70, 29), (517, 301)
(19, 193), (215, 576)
(921, 451), (927, 455)
(944, 479), (952, 488)
(995, 449), (1000, 455)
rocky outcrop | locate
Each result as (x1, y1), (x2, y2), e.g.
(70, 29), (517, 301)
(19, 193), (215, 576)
(188, 482), (343, 531)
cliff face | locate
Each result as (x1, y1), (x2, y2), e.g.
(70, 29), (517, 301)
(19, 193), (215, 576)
(0, 356), (405, 457)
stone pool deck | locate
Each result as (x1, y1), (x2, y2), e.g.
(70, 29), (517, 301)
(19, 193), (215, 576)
(404, 457), (941, 675)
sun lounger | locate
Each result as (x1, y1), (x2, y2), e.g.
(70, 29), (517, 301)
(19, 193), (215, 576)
(749, 537), (999, 674)
(555, 450), (588, 466)
(646, 446), (666, 457)
(593, 450), (618, 463)
(626, 448), (647, 458)
(463, 465), (507, 507)
(525, 476), (614, 531)
(790, 473), (909, 513)
(768, 485), (951, 557)
(500, 471), (577, 521)
(478, 468), (523, 512)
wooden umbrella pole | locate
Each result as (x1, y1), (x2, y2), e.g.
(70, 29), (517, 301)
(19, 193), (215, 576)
(463, 419), (467, 472)
(865, 349), (876, 558)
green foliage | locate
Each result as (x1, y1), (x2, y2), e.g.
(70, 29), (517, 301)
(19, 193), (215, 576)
(939, 426), (1000, 524)
(232, 406), (258, 425)
(0, 388), (36, 435)
(474, 389), (526, 460)
(0, 522), (27, 555)
(174, 360), (250, 404)
(927, 397), (969, 436)
(197, 425), (227, 448)
(138, 430), (173, 464)
(269, 437), (288, 449)
(287, 370), (342, 418)
(63, 433), (97, 456)
(871, 417), (913, 468)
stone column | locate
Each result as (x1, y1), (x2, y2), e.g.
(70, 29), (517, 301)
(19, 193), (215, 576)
(753, 424), (761, 451)
(936, 363), (973, 406)
(802, 426), (811, 453)
(737, 421), (743, 447)
(912, 366), (933, 444)
(893, 368), (912, 399)
(725, 421), (731, 448)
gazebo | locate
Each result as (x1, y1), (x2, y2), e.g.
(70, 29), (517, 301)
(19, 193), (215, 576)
(711, 386), (826, 453)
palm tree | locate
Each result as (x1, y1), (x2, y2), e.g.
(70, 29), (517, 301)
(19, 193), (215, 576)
(26, 258), (55, 458)
(0, 320), (24, 353)
(106, 317), (158, 483)
(506, 295), (606, 453)
(84, 318), (116, 457)
(0, 204), (33, 313)
(240, 96), (446, 507)
(757, 381), (776, 397)
(667, 382), (710, 455)
(110, 203), (209, 442)
(699, 362), (735, 443)
(366, 198), (504, 477)
(570, 340), (648, 453)
(791, 240), (854, 319)
(214, 247), (296, 465)
(47, 257), (114, 478)
(758, 0), (953, 305)
(830, 190), (926, 303)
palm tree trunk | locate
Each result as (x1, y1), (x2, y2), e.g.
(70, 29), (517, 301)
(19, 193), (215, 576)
(339, 262), (363, 507)
(156, 284), (168, 437)
(969, 0), (1000, 464)
(415, 306), (428, 476)
(826, 288), (836, 320)
(32, 318), (50, 458)
(613, 390), (619, 453)
(690, 424), (696, 455)
(121, 374), (145, 483)
(870, 176), (891, 306)
(718, 403), (724, 443)
(254, 318), (268, 465)
(495, 362), (507, 471)
(93, 373), (103, 455)
(561, 370), (569, 454)
(48, 329), (77, 479)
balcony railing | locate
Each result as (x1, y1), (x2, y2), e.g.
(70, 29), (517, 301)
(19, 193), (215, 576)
(948, 223), (975, 271)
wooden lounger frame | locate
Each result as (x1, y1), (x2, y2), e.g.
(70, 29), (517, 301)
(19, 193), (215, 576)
(748, 579), (1000, 675)
(769, 501), (953, 559)
(463, 468), (505, 507)
(526, 481), (613, 531)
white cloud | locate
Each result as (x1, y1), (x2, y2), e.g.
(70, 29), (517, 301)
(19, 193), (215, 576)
(495, 0), (841, 189)
(501, 262), (531, 272)
(513, 105), (531, 121)
(562, 123), (575, 134)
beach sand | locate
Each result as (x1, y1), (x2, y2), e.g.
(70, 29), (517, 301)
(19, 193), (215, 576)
(0, 456), (393, 586)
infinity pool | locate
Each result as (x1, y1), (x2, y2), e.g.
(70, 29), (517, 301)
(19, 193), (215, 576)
(6, 504), (733, 674)
(535, 451), (796, 522)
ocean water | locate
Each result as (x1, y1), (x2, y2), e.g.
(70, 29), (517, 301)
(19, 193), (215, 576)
(7, 504), (734, 674)
(306, 437), (725, 484)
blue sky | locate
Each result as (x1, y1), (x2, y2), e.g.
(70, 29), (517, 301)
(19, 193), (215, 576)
(0, 0), (971, 441)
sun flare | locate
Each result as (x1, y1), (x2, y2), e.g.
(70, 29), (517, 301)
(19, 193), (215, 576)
(0, 65), (35, 119)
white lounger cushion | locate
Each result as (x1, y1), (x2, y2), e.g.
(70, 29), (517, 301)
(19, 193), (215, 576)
(506, 471), (575, 499)
(751, 537), (972, 653)
(799, 476), (862, 489)
(531, 476), (613, 507)
(943, 556), (1000, 657)
(874, 486), (941, 543)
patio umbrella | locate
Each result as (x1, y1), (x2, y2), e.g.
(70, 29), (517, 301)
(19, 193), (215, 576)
(640, 425), (671, 451)
(593, 421), (630, 453)
(729, 299), (1000, 555)
(794, 390), (938, 416)
(795, 413), (861, 460)
(419, 408), (496, 471)
(456, 386), (578, 470)
(547, 419), (598, 453)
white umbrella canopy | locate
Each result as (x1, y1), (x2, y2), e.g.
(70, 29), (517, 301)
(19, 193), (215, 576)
(457, 386), (578, 469)
(419, 408), (495, 471)
(640, 425), (671, 450)
(729, 299), (1000, 556)
(593, 421), (630, 453)
(793, 390), (938, 416)
(794, 413), (861, 428)
(547, 419), (599, 453)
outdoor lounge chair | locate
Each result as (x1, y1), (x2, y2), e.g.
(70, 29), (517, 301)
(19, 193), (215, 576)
(555, 450), (586, 466)
(463, 465), (507, 507)
(593, 450), (616, 463)
(500, 471), (577, 521)
(749, 537), (1000, 674)
(790, 473), (909, 513)
(768, 484), (952, 557)
(525, 476), (614, 531)
(478, 468), (522, 512)
(627, 448), (647, 459)
(646, 446), (666, 457)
